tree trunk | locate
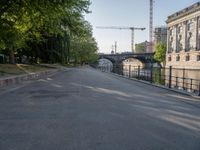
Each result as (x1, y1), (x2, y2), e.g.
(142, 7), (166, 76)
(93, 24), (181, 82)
(9, 48), (15, 64)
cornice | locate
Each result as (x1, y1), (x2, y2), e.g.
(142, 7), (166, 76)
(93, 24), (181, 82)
(166, 2), (200, 23)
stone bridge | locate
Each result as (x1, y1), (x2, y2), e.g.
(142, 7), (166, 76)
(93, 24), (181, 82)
(99, 52), (155, 66)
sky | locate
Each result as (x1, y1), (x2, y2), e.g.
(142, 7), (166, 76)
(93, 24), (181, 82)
(84, 0), (200, 54)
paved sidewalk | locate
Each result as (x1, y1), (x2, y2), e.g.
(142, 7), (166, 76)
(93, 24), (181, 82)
(0, 69), (60, 88)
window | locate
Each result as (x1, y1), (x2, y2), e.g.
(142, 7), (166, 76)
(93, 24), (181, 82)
(197, 35), (200, 50)
(170, 29), (173, 36)
(176, 55), (180, 61)
(198, 19), (200, 28)
(197, 55), (200, 61)
(177, 26), (182, 34)
(186, 55), (190, 61)
(187, 33), (193, 51)
(168, 45), (173, 53)
(168, 56), (172, 61)
(177, 35), (182, 52)
(188, 22), (193, 31)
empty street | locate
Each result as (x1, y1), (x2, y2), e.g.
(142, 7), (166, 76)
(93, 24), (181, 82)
(0, 67), (200, 150)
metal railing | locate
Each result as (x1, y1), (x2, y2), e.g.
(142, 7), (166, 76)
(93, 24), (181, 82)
(98, 64), (200, 96)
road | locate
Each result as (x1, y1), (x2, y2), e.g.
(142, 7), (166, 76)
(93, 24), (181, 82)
(0, 67), (200, 150)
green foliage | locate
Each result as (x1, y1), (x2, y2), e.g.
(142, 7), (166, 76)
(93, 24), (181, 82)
(154, 42), (167, 63)
(152, 68), (165, 85)
(0, 0), (98, 64)
(135, 43), (145, 53)
(71, 36), (98, 64)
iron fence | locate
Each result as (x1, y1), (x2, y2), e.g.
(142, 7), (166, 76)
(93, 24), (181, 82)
(98, 64), (200, 96)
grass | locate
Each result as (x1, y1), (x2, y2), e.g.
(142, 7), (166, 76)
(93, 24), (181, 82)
(0, 64), (51, 78)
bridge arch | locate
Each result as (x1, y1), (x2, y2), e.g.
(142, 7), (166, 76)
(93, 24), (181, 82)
(122, 58), (145, 68)
(98, 56), (116, 64)
(98, 53), (155, 68)
(98, 58), (113, 72)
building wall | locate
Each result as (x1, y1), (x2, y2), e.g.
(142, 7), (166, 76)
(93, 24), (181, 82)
(165, 3), (200, 91)
(166, 4), (200, 69)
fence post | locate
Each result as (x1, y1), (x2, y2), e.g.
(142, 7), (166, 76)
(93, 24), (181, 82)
(198, 81), (200, 96)
(150, 65), (153, 83)
(183, 68), (185, 90)
(116, 64), (120, 74)
(138, 65), (140, 79)
(176, 77), (178, 88)
(159, 68), (161, 84)
(168, 66), (172, 88)
(121, 64), (124, 76)
(129, 65), (131, 78)
(190, 79), (192, 92)
(113, 64), (115, 73)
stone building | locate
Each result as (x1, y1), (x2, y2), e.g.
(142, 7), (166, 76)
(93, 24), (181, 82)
(165, 2), (200, 91)
(166, 2), (200, 69)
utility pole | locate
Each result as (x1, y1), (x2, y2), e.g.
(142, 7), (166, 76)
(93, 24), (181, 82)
(96, 26), (145, 53)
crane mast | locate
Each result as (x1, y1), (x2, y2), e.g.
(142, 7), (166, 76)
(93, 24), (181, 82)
(149, 0), (153, 52)
(96, 26), (145, 53)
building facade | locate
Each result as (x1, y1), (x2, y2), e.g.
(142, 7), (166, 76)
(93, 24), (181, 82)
(135, 41), (150, 53)
(154, 26), (167, 45)
(166, 2), (200, 69)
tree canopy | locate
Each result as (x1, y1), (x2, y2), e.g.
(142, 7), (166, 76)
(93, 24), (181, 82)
(154, 42), (167, 63)
(0, 0), (98, 64)
(135, 43), (146, 53)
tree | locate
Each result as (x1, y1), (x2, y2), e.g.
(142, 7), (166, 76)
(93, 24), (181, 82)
(0, 0), (98, 64)
(135, 43), (145, 53)
(154, 42), (167, 63)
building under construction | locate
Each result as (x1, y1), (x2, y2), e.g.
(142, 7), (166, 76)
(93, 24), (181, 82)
(154, 26), (167, 45)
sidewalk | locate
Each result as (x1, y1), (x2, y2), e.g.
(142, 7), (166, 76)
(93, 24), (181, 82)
(0, 69), (60, 88)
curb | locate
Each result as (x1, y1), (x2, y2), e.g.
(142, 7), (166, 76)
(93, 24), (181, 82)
(0, 69), (60, 88)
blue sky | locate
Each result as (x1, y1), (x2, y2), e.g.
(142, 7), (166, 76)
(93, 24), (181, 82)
(85, 0), (200, 54)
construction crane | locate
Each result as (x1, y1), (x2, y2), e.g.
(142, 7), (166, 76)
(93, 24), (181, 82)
(149, 0), (154, 52)
(96, 26), (145, 53)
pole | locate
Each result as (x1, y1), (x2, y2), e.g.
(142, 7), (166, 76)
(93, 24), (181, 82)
(169, 66), (172, 88)
(129, 65), (131, 78)
(149, 0), (153, 53)
(198, 81), (200, 96)
(115, 41), (117, 54)
(131, 28), (134, 53)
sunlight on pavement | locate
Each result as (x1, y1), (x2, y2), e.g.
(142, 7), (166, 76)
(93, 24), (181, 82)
(157, 114), (200, 132)
(165, 94), (200, 102)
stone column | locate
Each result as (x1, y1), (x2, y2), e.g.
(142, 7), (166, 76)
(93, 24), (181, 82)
(195, 17), (199, 50)
(167, 27), (171, 53)
(175, 25), (178, 52)
(194, 17), (198, 50)
(183, 21), (188, 51)
(180, 23), (184, 51)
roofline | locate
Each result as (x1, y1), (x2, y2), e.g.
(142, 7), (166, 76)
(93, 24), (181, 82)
(166, 2), (200, 23)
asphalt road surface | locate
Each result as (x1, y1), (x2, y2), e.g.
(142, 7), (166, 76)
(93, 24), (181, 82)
(0, 67), (200, 150)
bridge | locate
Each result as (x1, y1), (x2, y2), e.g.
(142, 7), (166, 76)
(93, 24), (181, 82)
(98, 52), (155, 66)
